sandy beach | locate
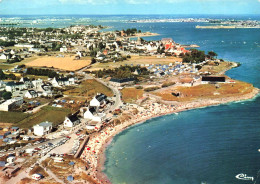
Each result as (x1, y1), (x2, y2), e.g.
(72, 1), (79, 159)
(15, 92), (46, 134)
(80, 87), (259, 184)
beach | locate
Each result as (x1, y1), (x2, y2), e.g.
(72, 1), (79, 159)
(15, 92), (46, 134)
(80, 87), (259, 184)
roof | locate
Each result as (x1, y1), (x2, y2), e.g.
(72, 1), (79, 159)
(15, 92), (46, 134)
(38, 121), (53, 127)
(202, 76), (225, 82)
(88, 107), (96, 114)
(67, 114), (79, 122)
(57, 77), (68, 82)
(95, 93), (107, 102)
(28, 90), (37, 95)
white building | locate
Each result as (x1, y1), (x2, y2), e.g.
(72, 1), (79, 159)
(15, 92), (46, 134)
(6, 156), (15, 163)
(14, 43), (34, 48)
(0, 97), (23, 111)
(32, 79), (43, 90)
(60, 46), (67, 52)
(24, 90), (38, 99)
(64, 114), (80, 128)
(90, 93), (107, 107)
(5, 82), (26, 93)
(33, 121), (53, 136)
(83, 107), (106, 122)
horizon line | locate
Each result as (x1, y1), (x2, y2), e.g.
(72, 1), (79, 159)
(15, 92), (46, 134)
(1, 13), (260, 16)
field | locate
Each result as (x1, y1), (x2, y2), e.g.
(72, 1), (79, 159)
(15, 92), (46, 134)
(15, 106), (71, 128)
(121, 87), (144, 103)
(26, 56), (91, 71)
(87, 55), (182, 71)
(64, 79), (113, 99)
(0, 111), (29, 124)
(153, 80), (254, 102)
(201, 61), (235, 75)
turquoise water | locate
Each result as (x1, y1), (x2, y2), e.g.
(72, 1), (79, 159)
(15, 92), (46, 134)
(102, 16), (260, 184)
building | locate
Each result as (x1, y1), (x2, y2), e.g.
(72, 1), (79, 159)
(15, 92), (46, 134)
(64, 114), (80, 128)
(51, 77), (75, 87)
(24, 90), (38, 99)
(0, 97), (23, 111)
(83, 107), (105, 122)
(5, 82), (26, 93)
(201, 76), (226, 84)
(90, 93), (107, 107)
(33, 121), (53, 136)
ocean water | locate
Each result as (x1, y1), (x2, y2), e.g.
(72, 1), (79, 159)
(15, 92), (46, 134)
(101, 15), (260, 184)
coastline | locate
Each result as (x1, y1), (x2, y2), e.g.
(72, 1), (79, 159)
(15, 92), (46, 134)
(87, 87), (260, 184)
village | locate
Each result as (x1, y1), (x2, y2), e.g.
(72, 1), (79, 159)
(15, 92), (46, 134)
(0, 24), (257, 184)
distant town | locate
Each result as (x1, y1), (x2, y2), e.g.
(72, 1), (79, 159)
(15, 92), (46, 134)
(0, 24), (258, 183)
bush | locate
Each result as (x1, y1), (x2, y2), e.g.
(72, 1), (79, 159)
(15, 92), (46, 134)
(144, 86), (161, 92)
(162, 82), (175, 88)
(135, 86), (143, 89)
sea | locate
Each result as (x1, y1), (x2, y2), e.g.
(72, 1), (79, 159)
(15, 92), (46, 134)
(1, 14), (260, 184)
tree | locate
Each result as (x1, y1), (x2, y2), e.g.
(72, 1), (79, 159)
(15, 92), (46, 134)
(91, 58), (96, 64)
(208, 51), (218, 60)
(2, 92), (12, 100)
(0, 69), (5, 80)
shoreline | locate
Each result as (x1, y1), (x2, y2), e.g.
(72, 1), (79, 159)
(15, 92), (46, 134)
(81, 86), (259, 184)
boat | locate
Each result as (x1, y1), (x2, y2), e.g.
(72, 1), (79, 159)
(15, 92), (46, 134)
(235, 173), (254, 181)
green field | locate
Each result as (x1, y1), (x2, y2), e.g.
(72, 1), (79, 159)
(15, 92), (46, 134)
(15, 106), (71, 128)
(64, 79), (113, 99)
(0, 111), (30, 124)
(0, 106), (71, 128)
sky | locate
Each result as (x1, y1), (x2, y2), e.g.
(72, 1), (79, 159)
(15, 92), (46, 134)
(0, 0), (260, 15)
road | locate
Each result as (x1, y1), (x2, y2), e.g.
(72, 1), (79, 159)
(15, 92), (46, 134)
(76, 70), (123, 112)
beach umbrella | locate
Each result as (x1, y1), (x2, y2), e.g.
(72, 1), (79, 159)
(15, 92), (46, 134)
(87, 147), (91, 150)
(67, 175), (74, 182)
(69, 161), (75, 166)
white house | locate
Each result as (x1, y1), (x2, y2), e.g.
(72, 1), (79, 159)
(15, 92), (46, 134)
(33, 121), (53, 136)
(90, 93), (107, 107)
(60, 46), (67, 52)
(83, 107), (105, 122)
(0, 53), (11, 60)
(5, 81), (26, 93)
(64, 114), (80, 128)
(24, 90), (38, 99)
(20, 77), (32, 89)
(32, 79), (43, 90)
(51, 77), (74, 87)
(0, 97), (23, 111)
(6, 156), (15, 163)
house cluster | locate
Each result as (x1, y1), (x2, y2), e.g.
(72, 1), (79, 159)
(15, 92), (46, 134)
(0, 48), (27, 61)
(63, 93), (110, 130)
(0, 76), (77, 111)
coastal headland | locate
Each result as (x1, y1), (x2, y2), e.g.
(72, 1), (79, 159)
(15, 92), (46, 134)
(80, 60), (259, 184)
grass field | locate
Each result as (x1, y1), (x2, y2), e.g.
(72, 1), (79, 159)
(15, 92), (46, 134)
(15, 106), (71, 128)
(87, 55), (182, 71)
(64, 79), (113, 99)
(0, 64), (13, 70)
(26, 56), (91, 71)
(201, 61), (234, 75)
(121, 87), (144, 103)
(0, 111), (29, 124)
(154, 80), (254, 102)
